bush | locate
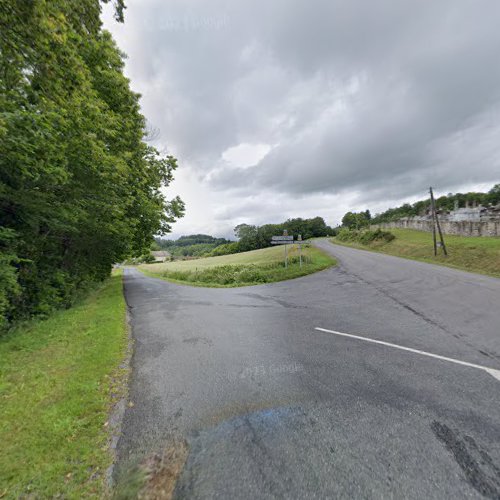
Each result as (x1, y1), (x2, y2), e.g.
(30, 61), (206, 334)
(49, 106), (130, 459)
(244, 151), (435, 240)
(375, 229), (396, 242)
(124, 253), (156, 265)
(161, 259), (313, 286)
(336, 228), (395, 245)
(207, 242), (241, 257)
(163, 264), (271, 285)
(141, 253), (156, 264)
(0, 229), (20, 328)
(336, 228), (359, 241)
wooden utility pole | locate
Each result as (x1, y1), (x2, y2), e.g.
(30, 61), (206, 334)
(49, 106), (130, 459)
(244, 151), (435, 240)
(429, 187), (448, 257)
(430, 191), (438, 256)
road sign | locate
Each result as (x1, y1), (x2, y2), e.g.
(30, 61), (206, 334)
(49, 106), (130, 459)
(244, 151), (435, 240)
(271, 239), (306, 245)
(271, 233), (306, 268)
(272, 233), (293, 267)
(271, 235), (294, 242)
(298, 234), (302, 268)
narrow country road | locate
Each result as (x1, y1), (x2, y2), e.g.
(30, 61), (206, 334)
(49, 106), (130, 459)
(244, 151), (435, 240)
(117, 240), (500, 499)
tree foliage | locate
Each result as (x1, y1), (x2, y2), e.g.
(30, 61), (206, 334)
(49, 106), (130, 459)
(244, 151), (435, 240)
(0, 1), (184, 326)
(207, 242), (240, 257)
(341, 210), (371, 229)
(370, 185), (500, 225)
(154, 234), (230, 257)
(233, 217), (333, 253)
(156, 234), (229, 248)
(337, 227), (395, 245)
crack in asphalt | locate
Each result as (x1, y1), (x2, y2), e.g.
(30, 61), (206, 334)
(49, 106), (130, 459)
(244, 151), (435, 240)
(330, 260), (500, 363)
(117, 247), (500, 499)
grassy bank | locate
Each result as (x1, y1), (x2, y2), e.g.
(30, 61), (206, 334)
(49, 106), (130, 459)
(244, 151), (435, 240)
(332, 229), (500, 278)
(0, 271), (128, 498)
(139, 245), (336, 286)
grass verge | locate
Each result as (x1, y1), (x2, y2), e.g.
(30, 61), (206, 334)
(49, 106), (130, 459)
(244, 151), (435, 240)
(0, 270), (128, 498)
(331, 229), (500, 278)
(139, 245), (336, 287)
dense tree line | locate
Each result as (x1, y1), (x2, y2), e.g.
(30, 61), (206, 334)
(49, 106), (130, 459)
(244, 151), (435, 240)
(155, 234), (229, 249)
(154, 234), (231, 257)
(340, 185), (500, 228)
(0, 1), (184, 327)
(233, 217), (333, 252)
(153, 218), (333, 259)
(369, 184), (500, 225)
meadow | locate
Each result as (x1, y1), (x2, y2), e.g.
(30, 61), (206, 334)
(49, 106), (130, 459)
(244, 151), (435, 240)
(139, 245), (336, 286)
(332, 229), (500, 277)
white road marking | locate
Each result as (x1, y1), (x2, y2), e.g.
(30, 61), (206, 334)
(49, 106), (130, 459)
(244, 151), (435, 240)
(314, 327), (500, 382)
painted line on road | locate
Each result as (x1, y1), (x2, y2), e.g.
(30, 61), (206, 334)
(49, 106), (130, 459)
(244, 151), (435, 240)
(314, 327), (500, 382)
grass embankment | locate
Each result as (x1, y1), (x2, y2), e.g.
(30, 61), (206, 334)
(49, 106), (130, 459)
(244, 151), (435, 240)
(139, 244), (336, 286)
(332, 229), (500, 278)
(0, 271), (128, 498)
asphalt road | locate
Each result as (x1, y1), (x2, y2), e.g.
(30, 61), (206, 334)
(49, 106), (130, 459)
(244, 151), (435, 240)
(117, 240), (500, 499)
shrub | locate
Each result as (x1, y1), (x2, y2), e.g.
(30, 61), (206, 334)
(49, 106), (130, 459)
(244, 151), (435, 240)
(373, 229), (396, 242)
(336, 228), (395, 245)
(0, 229), (20, 328)
(336, 228), (359, 241)
(207, 242), (241, 257)
(161, 259), (311, 286)
(140, 253), (156, 264)
(124, 253), (156, 265)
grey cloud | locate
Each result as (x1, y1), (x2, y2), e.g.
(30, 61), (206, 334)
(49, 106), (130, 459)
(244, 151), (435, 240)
(107, 0), (500, 227)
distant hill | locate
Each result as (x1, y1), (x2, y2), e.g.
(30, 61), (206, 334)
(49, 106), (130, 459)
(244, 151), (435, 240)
(154, 234), (231, 257)
(154, 216), (334, 258)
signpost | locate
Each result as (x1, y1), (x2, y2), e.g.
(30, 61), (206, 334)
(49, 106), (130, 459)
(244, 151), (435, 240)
(271, 231), (306, 268)
(297, 234), (302, 268)
(271, 231), (294, 268)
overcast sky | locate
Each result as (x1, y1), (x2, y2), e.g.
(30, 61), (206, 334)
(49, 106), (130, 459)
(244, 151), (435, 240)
(103, 0), (500, 239)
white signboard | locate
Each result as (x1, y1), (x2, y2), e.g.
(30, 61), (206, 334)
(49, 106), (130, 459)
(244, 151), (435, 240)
(271, 235), (294, 242)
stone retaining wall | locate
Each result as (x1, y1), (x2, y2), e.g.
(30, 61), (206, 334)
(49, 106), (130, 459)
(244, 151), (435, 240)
(372, 218), (500, 237)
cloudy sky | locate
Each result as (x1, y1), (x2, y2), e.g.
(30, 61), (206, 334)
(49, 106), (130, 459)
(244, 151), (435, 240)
(103, 0), (500, 239)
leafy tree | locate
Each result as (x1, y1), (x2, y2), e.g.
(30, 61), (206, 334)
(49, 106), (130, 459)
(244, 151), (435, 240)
(233, 217), (332, 252)
(341, 212), (371, 229)
(256, 224), (282, 248)
(154, 235), (232, 257)
(487, 184), (500, 205)
(304, 216), (332, 237)
(370, 184), (500, 225)
(234, 224), (258, 251)
(0, 1), (184, 326)
(0, 228), (20, 328)
(208, 242), (240, 257)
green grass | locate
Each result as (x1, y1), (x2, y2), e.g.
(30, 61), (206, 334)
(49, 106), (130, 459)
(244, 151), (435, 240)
(0, 271), (128, 499)
(139, 245), (336, 287)
(331, 229), (500, 278)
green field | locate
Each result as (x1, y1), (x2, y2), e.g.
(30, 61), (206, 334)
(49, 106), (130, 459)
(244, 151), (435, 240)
(139, 244), (336, 286)
(332, 229), (500, 278)
(0, 271), (128, 499)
